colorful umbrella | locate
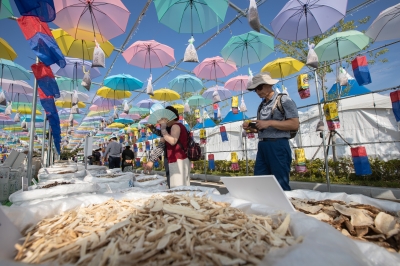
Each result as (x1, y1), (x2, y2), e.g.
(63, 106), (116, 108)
(151, 89), (180, 102)
(107, 123), (125, 129)
(0, 59), (30, 81)
(314, 30), (370, 62)
(96, 87), (131, 99)
(122, 40), (175, 72)
(139, 116), (149, 125)
(0, 79), (33, 94)
(59, 90), (90, 102)
(53, 0), (131, 42)
(129, 106), (149, 115)
(0, 38), (17, 61)
(261, 57), (305, 79)
(225, 75), (249, 92)
(92, 96), (123, 107)
(55, 101), (86, 108)
(114, 118), (134, 124)
(153, 0), (229, 34)
(120, 113), (141, 120)
(193, 56), (237, 80)
(87, 110), (110, 117)
(172, 104), (184, 113)
(89, 104), (113, 111)
(136, 99), (160, 109)
(202, 86), (232, 102)
(83, 116), (104, 122)
(186, 95), (212, 107)
(271, 0), (348, 41)
(50, 57), (101, 80)
(22, 115), (44, 122)
(8, 93), (34, 104)
(0, 0), (13, 20)
(13, 106), (42, 115)
(366, 3), (400, 42)
(168, 74), (203, 93)
(221, 31), (274, 67)
(56, 77), (87, 92)
(58, 109), (82, 118)
(103, 74), (143, 91)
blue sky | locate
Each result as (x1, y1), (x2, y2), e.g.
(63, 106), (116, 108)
(1, 0), (400, 122)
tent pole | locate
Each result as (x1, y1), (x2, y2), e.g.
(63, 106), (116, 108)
(47, 128), (53, 167)
(314, 70), (331, 192)
(41, 113), (47, 164)
(25, 57), (39, 191)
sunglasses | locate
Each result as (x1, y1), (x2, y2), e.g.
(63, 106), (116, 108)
(254, 85), (264, 91)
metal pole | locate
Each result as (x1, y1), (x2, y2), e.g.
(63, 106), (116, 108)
(202, 107), (207, 182)
(242, 107), (249, 175)
(47, 128), (53, 167)
(84, 135), (88, 170)
(314, 71), (331, 192)
(25, 57), (39, 190)
(41, 113), (47, 164)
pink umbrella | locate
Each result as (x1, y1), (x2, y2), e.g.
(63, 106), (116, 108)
(122, 40), (175, 71)
(53, 0), (131, 42)
(61, 120), (78, 125)
(89, 105), (112, 111)
(120, 113), (141, 120)
(193, 56), (237, 80)
(1, 79), (34, 94)
(225, 75), (249, 92)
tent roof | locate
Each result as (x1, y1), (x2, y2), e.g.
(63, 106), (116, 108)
(192, 118), (216, 130)
(221, 110), (248, 124)
(321, 79), (371, 102)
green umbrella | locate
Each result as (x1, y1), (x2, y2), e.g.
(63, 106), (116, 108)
(56, 77), (87, 92)
(129, 106), (149, 115)
(187, 95), (212, 107)
(221, 31), (274, 67)
(0, 0), (13, 20)
(314, 30), (370, 62)
(153, 0), (229, 35)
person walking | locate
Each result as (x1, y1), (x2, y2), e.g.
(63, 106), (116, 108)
(103, 137), (123, 169)
(243, 73), (299, 191)
(121, 144), (134, 172)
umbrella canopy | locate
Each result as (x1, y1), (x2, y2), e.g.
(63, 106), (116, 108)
(120, 113), (141, 120)
(153, 0), (229, 34)
(261, 57), (305, 79)
(56, 77), (87, 92)
(366, 3), (400, 42)
(89, 104), (113, 111)
(96, 87), (131, 99)
(103, 74), (143, 91)
(225, 75), (249, 92)
(221, 31), (274, 67)
(0, 38), (17, 61)
(52, 29), (114, 60)
(87, 110), (110, 117)
(53, 0), (130, 42)
(80, 121), (100, 126)
(202, 86), (232, 101)
(13, 106), (42, 115)
(136, 99), (159, 109)
(61, 120), (78, 125)
(139, 116), (149, 124)
(168, 74), (203, 93)
(0, 114), (16, 126)
(107, 123), (125, 129)
(84, 116), (104, 122)
(0, 79), (33, 94)
(59, 90), (90, 102)
(271, 0), (348, 41)
(0, 59), (30, 80)
(187, 95), (212, 107)
(55, 101), (86, 108)
(51, 57), (101, 80)
(149, 103), (164, 114)
(114, 118), (134, 124)
(150, 89), (180, 102)
(58, 109), (82, 117)
(129, 106), (149, 115)
(314, 30), (370, 62)
(122, 40), (175, 70)
(193, 56), (237, 80)
(7, 93), (33, 104)
(92, 96), (123, 107)
(172, 104), (184, 113)
(0, 0), (13, 20)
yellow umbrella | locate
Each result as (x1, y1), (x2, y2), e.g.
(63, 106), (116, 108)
(107, 123), (125, 129)
(124, 126), (138, 131)
(77, 126), (95, 130)
(151, 88), (180, 102)
(87, 110), (109, 117)
(55, 101), (86, 108)
(0, 37), (17, 61)
(12, 107), (42, 115)
(52, 29), (114, 60)
(97, 87), (131, 99)
(172, 104), (184, 113)
(3, 126), (23, 131)
(261, 57), (305, 79)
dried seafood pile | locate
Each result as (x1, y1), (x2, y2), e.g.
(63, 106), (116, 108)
(137, 177), (159, 183)
(290, 198), (400, 252)
(15, 195), (302, 265)
(38, 181), (72, 189)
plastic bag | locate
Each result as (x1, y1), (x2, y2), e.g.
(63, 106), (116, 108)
(183, 36), (199, 63)
(247, 0), (261, 32)
(133, 174), (167, 189)
(212, 90), (221, 103)
(72, 90), (79, 105)
(14, 112), (21, 122)
(338, 67), (348, 86)
(81, 70), (91, 91)
(123, 101), (129, 114)
(184, 102), (190, 113)
(71, 104), (79, 114)
(217, 107), (221, 118)
(5, 102), (12, 115)
(146, 74), (154, 96)
(21, 119), (27, 130)
(240, 96), (247, 112)
(247, 68), (254, 87)
(92, 40), (105, 68)
(0, 91), (6, 106)
(68, 113), (73, 122)
(113, 107), (119, 119)
(306, 43), (319, 68)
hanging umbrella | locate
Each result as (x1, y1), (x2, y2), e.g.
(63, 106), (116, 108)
(271, 0), (348, 41)
(81, 121), (100, 126)
(13, 106), (42, 115)
(123, 40), (175, 72)
(58, 109), (82, 118)
(221, 31), (274, 67)
(92, 96), (123, 107)
(61, 119), (78, 125)
(96, 87), (131, 99)
(21, 115), (44, 122)
(136, 99), (160, 109)
(87, 110), (109, 116)
(187, 95), (212, 107)
(261, 57), (305, 80)
(55, 101), (86, 108)
(366, 3), (400, 42)
(52, 29), (114, 60)
(172, 104), (184, 113)
(56, 77), (87, 92)
(0, 38), (17, 61)
(0, 59), (30, 81)
(7, 93), (33, 104)
(168, 74), (203, 93)
(153, 0), (228, 34)
(120, 113), (141, 120)
(0, 0), (13, 20)
(0, 114), (16, 126)
(104, 74), (143, 91)
(139, 116), (149, 125)
(1, 80), (33, 94)
(114, 118), (134, 124)
(225, 75), (249, 92)
(193, 56), (237, 80)
(59, 90), (90, 102)
(89, 104), (113, 111)
(314, 30), (370, 62)
(107, 123), (125, 129)
(151, 89), (180, 102)
(53, 0), (130, 42)
(202, 86), (232, 101)
(51, 57), (101, 80)
(129, 106), (149, 115)
(84, 116), (104, 122)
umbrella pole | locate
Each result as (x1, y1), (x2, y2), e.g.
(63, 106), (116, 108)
(202, 106), (207, 182)
(314, 70), (331, 192)
(241, 90), (249, 175)
(25, 57), (39, 191)
(41, 113), (47, 164)
(279, 63), (284, 88)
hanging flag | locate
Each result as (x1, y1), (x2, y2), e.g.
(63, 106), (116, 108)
(139, 142), (143, 152)
(14, 0), (56, 22)
(135, 158), (141, 167)
(145, 141), (150, 151)
(220, 126), (228, 142)
(390, 90), (400, 125)
(231, 152), (239, 171)
(232, 96), (239, 114)
(208, 154), (215, 170)
(31, 62), (60, 98)
(200, 129), (207, 145)
(213, 103), (218, 120)
(352, 56), (372, 86)
(133, 144), (138, 153)
(351, 146), (372, 176)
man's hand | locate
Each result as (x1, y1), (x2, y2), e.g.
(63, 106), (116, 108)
(242, 121), (250, 130)
(255, 120), (274, 130)
(145, 161), (154, 170)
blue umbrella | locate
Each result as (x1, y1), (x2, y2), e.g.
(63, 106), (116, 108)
(22, 115), (44, 122)
(0, 59), (30, 80)
(104, 74), (143, 91)
(136, 99), (160, 108)
(83, 116), (104, 122)
(220, 111), (248, 124)
(50, 57), (101, 80)
(202, 86), (232, 101)
(168, 74), (203, 93)
(137, 133), (159, 142)
(114, 118), (134, 124)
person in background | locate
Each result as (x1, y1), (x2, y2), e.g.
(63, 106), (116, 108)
(243, 73), (299, 191)
(122, 144), (134, 172)
(103, 136), (123, 169)
(92, 148), (102, 165)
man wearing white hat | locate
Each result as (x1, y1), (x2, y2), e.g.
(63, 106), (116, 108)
(243, 73), (299, 191)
